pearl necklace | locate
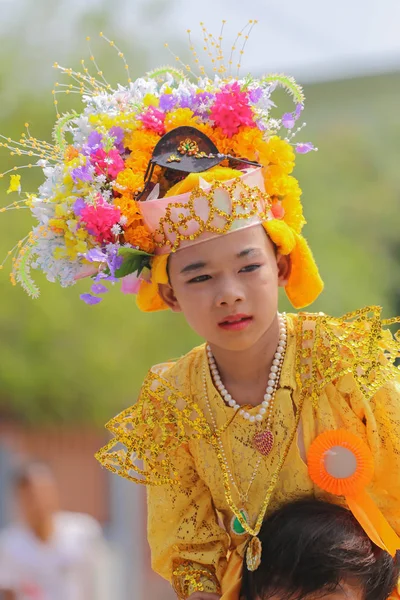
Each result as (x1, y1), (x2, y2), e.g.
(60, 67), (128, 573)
(206, 313), (287, 425)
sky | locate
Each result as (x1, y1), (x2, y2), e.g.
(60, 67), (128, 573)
(0, 0), (399, 83)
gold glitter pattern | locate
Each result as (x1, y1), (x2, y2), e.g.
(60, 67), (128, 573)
(151, 178), (270, 252)
(172, 561), (220, 598)
(96, 307), (400, 592)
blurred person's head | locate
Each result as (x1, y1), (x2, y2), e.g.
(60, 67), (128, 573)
(241, 498), (400, 600)
(13, 462), (60, 530)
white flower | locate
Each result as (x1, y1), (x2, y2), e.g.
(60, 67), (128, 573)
(31, 225), (79, 287)
(95, 174), (107, 186)
(111, 224), (122, 236)
(119, 215), (128, 226)
(102, 189), (112, 201)
(30, 198), (55, 225)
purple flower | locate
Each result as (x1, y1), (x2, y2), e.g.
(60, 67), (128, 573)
(192, 92), (215, 117)
(106, 244), (123, 277)
(178, 91), (195, 109)
(249, 88), (263, 103)
(282, 104), (304, 130)
(73, 197), (86, 216)
(85, 248), (108, 263)
(295, 103), (303, 119)
(282, 112), (295, 129)
(91, 283), (109, 294)
(109, 126), (125, 153)
(296, 142), (315, 154)
(71, 164), (93, 184)
(159, 94), (177, 112)
(87, 131), (103, 148)
(80, 293), (103, 305)
(109, 126), (124, 144)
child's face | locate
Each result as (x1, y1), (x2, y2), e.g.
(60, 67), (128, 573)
(159, 225), (290, 352)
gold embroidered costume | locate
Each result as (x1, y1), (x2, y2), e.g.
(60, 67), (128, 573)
(96, 307), (400, 597)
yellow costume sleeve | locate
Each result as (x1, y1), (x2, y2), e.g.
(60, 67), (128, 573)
(95, 362), (230, 598)
(147, 441), (230, 598)
(342, 375), (400, 534)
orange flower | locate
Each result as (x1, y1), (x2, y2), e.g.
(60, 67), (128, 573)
(115, 196), (142, 227)
(124, 224), (155, 253)
(64, 146), (79, 162)
(231, 127), (264, 161)
(207, 126), (235, 156)
(125, 129), (160, 155)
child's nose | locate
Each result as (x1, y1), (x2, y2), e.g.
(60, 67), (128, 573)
(215, 280), (245, 307)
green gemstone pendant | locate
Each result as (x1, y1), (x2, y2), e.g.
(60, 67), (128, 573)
(231, 509), (248, 535)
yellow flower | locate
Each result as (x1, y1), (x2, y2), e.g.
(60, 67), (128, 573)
(55, 204), (68, 218)
(53, 246), (68, 260)
(231, 127), (264, 161)
(143, 93), (159, 107)
(257, 136), (295, 174)
(7, 174), (21, 194)
(164, 108), (200, 132)
(48, 218), (67, 234)
(89, 113), (140, 133)
(113, 168), (143, 195)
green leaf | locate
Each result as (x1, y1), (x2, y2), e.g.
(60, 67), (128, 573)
(115, 247), (152, 278)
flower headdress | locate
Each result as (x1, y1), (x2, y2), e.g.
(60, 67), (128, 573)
(0, 22), (323, 309)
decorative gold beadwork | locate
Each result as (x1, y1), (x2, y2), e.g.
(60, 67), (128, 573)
(178, 138), (200, 156)
(167, 154), (181, 163)
(172, 561), (220, 598)
(151, 178), (271, 252)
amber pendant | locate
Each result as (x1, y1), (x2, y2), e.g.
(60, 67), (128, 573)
(253, 430), (274, 455)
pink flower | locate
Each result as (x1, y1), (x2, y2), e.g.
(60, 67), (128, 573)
(140, 106), (166, 135)
(80, 196), (121, 243)
(90, 148), (125, 179)
(121, 273), (142, 294)
(210, 82), (255, 137)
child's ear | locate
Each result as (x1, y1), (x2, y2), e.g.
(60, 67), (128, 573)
(158, 283), (182, 312)
(277, 252), (292, 287)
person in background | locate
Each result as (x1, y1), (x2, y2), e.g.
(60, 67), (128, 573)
(240, 499), (400, 600)
(0, 462), (106, 600)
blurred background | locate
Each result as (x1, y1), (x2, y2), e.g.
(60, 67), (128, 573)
(0, 0), (399, 598)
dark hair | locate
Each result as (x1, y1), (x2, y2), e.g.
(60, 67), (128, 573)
(241, 498), (400, 600)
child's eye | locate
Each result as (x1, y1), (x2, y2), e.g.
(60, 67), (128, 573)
(187, 274), (212, 284)
(240, 264), (261, 273)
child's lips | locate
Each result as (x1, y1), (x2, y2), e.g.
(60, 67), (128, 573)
(218, 314), (253, 331)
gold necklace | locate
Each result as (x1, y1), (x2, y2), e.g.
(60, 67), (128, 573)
(202, 363), (281, 535)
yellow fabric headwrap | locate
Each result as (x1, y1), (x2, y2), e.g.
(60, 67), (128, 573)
(136, 166), (323, 312)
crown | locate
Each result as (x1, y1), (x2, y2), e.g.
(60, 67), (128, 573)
(140, 167), (269, 254)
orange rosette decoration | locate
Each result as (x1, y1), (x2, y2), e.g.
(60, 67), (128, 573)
(308, 430), (400, 557)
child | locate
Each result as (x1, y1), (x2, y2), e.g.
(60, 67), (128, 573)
(1, 23), (399, 600)
(241, 498), (400, 600)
